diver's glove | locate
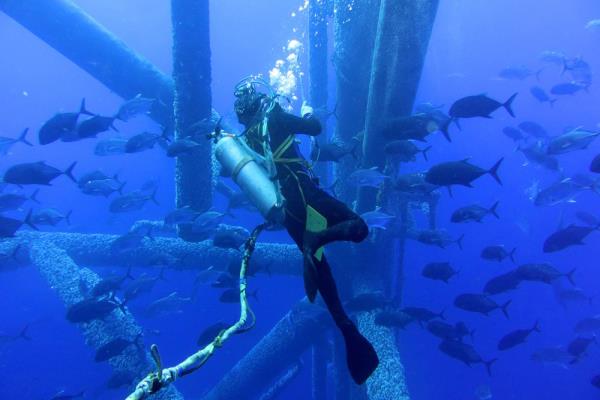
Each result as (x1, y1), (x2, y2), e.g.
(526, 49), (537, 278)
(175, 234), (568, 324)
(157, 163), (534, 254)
(301, 101), (314, 118)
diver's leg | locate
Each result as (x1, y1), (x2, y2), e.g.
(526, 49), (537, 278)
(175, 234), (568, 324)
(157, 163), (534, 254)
(304, 217), (368, 255)
(317, 255), (379, 384)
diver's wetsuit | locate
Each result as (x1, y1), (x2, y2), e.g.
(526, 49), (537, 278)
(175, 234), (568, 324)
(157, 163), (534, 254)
(243, 104), (378, 385)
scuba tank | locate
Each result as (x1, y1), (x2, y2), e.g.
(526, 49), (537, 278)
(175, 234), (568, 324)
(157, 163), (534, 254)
(213, 133), (285, 224)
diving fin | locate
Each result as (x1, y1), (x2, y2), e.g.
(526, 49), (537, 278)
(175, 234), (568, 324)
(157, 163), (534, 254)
(341, 323), (379, 384)
(303, 253), (319, 303)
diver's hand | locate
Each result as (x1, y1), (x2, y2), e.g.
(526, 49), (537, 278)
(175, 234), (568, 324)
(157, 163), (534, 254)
(301, 101), (314, 118)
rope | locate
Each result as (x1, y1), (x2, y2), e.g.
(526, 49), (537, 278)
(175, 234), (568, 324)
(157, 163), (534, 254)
(125, 223), (267, 400)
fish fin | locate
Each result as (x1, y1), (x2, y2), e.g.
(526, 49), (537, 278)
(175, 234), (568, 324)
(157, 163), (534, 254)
(125, 267), (135, 281)
(484, 358), (497, 376)
(17, 128), (33, 146)
(489, 201), (500, 219)
(18, 324), (31, 341)
(439, 309), (446, 320)
(535, 68), (544, 82)
(550, 98), (558, 107)
(504, 93), (518, 117)
(64, 162), (77, 183)
(441, 118), (453, 142)
(488, 157), (504, 185)
(80, 98), (94, 116)
(532, 320), (541, 333)
(341, 322), (379, 384)
(501, 300), (512, 319)
(509, 247), (517, 264)
(118, 181), (127, 195)
(150, 189), (160, 206)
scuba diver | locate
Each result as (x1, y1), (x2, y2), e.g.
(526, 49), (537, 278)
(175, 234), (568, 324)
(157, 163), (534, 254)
(231, 77), (379, 385)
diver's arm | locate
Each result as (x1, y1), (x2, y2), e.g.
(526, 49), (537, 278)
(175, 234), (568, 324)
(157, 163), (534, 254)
(276, 106), (322, 136)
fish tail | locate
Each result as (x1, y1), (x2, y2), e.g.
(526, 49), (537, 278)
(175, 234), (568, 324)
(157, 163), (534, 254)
(18, 324), (31, 341)
(118, 181), (127, 195)
(438, 309), (446, 320)
(535, 68), (544, 82)
(488, 157), (504, 185)
(65, 210), (73, 226)
(532, 320), (541, 333)
(64, 162), (77, 183)
(489, 201), (500, 219)
(441, 118), (453, 142)
(24, 209), (38, 231)
(422, 146), (432, 161)
(484, 358), (497, 376)
(504, 93), (518, 118)
(10, 244), (21, 262)
(549, 98), (558, 107)
(17, 128), (33, 146)
(509, 247), (517, 264)
(149, 189), (160, 206)
(566, 268), (577, 286)
(79, 98), (94, 116)
(29, 189), (40, 204)
(501, 300), (512, 319)
(125, 267), (135, 281)
(455, 234), (465, 250)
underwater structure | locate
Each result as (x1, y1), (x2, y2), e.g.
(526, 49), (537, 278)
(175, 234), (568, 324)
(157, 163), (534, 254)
(0, 0), (440, 398)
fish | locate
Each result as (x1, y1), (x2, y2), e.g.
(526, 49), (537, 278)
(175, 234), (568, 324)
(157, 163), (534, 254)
(76, 170), (116, 188)
(497, 321), (540, 351)
(123, 270), (165, 302)
(414, 102), (444, 114)
(454, 293), (511, 318)
(393, 172), (439, 195)
(415, 229), (463, 249)
(0, 244), (22, 267)
(543, 224), (598, 253)
(374, 310), (415, 329)
(383, 140), (431, 162)
(66, 298), (124, 323)
(575, 316), (600, 335)
(38, 99), (92, 145)
(380, 114), (448, 142)
(3, 161), (76, 186)
(534, 177), (597, 207)
(310, 138), (358, 163)
(94, 137), (128, 156)
(539, 50), (567, 65)
(216, 181), (254, 211)
(438, 340), (496, 376)
(90, 268), (134, 297)
(475, 385), (492, 400)
(95, 334), (142, 362)
(451, 202), (499, 223)
(144, 292), (192, 318)
(345, 292), (390, 313)
(0, 128), (32, 155)
(126, 131), (169, 153)
(529, 86), (556, 106)
(116, 94), (156, 121)
(576, 211), (599, 227)
(213, 226), (249, 250)
(401, 306), (445, 324)
(360, 208), (395, 230)
(109, 190), (158, 213)
(592, 154), (600, 173)
(166, 138), (203, 157)
(164, 206), (200, 226)
(480, 245), (516, 263)
(427, 320), (473, 342)
(483, 271), (521, 295)
(592, 375), (600, 390)
(550, 82), (588, 96)
(76, 115), (118, 139)
(110, 232), (148, 256)
(421, 262), (458, 283)
(568, 336), (596, 363)
(425, 158), (503, 194)
(219, 288), (258, 303)
(0, 325), (31, 346)
(49, 390), (85, 400)
(585, 19), (600, 30)
(193, 266), (222, 287)
(546, 128), (600, 155)
(518, 121), (548, 138)
(210, 272), (237, 289)
(518, 143), (560, 171)
(502, 126), (525, 142)
(190, 210), (226, 236)
(31, 208), (72, 226)
(555, 286), (593, 307)
(348, 167), (389, 188)
(197, 321), (230, 347)
(0, 189), (39, 212)
(0, 211), (37, 237)
(562, 57), (592, 86)
(81, 178), (125, 197)
(531, 346), (571, 368)
(515, 263), (575, 285)
(498, 65), (540, 80)
(449, 93), (517, 120)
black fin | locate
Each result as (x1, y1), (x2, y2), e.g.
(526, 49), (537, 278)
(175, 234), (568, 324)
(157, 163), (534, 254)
(342, 323), (379, 384)
(303, 254), (319, 303)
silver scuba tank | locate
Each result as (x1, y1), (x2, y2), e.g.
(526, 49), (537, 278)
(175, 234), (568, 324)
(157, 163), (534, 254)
(214, 134), (285, 223)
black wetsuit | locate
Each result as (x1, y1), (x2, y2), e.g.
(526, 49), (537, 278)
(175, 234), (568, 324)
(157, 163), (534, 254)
(243, 104), (378, 385)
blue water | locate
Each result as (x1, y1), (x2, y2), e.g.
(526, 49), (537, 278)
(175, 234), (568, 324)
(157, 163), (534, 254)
(1, 0), (599, 399)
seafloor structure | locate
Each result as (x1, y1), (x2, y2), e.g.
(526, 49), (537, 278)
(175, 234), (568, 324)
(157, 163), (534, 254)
(0, 0), (440, 399)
